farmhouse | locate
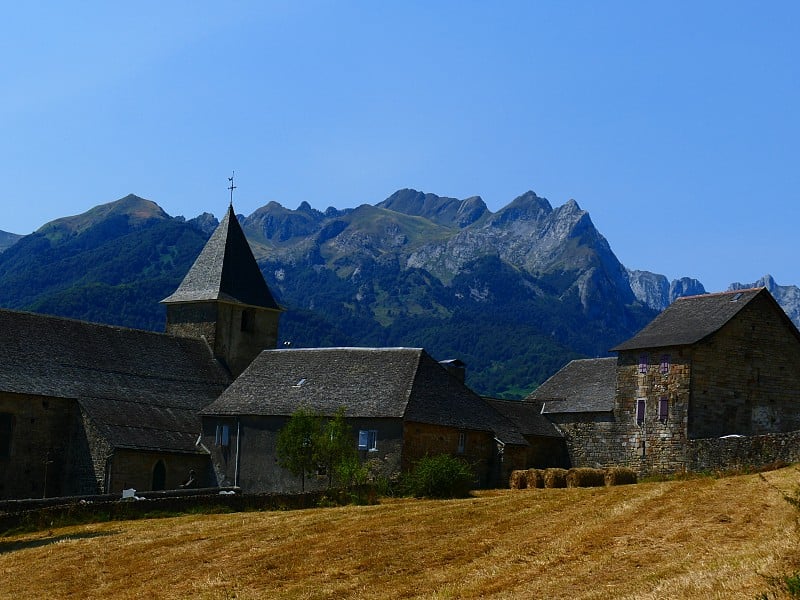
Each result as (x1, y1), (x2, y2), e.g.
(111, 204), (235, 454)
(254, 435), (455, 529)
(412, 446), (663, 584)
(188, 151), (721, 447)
(531, 288), (800, 475)
(200, 347), (529, 492)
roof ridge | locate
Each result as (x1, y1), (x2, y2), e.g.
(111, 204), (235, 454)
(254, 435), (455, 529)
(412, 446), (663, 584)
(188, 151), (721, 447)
(675, 287), (765, 301)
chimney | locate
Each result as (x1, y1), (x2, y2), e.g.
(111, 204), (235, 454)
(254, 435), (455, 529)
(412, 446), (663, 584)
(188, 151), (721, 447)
(438, 359), (466, 383)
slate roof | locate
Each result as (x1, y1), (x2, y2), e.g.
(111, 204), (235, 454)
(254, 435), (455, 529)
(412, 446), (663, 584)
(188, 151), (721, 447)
(611, 288), (776, 351)
(201, 347), (528, 445)
(161, 205), (280, 310)
(527, 357), (617, 414)
(0, 309), (231, 453)
(484, 398), (562, 438)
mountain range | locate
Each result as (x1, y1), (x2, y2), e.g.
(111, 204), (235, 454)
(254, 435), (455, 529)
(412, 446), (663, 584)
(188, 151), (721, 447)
(0, 190), (795, 398)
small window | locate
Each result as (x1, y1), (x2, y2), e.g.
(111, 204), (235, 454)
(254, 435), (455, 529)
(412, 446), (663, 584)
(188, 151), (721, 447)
(457, 431), (466, 454)
(0, 413), (13, 458)
(215, 424), (230, 447)
(358, 430), (378, 451)
(638, 354), (649, 374)
(658, 397), (669, 423)
(636, 398), (646, 426)
(660, 354), (670, 374)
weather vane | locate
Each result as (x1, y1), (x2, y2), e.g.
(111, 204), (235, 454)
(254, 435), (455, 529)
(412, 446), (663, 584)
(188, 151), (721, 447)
(227, 171), (237, 206)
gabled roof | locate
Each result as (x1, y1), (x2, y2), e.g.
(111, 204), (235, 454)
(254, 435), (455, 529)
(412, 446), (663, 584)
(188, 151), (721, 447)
(0, 309), (231, 453)
(161, 205), (280, 309)
(527, 357), (617, 414)
(611, 288), (777, 351)
(201, 347), (528, 445)
(484, 398), (562, 438)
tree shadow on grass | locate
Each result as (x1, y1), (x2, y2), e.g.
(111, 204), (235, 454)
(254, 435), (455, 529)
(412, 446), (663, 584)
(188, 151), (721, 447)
(0, 530), (120, 554)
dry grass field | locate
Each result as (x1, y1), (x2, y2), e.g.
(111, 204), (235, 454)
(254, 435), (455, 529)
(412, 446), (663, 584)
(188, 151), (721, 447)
(1, 467), (799, 599)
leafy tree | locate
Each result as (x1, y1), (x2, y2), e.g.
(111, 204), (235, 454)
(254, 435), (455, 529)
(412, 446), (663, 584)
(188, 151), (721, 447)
(275, 408), (321, 492)
(315, 407), (362, 489)
(276, 407), (365, 493)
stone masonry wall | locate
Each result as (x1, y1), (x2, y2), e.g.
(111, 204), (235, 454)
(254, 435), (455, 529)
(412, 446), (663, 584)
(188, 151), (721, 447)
(616, 349), (692, 475)
(689, 295), (800, 438)
(546, 412), (619, 469)
(689, 429), (800, 472)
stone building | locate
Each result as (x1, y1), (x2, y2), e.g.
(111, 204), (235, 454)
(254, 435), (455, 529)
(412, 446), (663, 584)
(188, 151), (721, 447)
(200, 347), (529, 493)
(530, 288), (800, 475)
(0, 205), (279, 499)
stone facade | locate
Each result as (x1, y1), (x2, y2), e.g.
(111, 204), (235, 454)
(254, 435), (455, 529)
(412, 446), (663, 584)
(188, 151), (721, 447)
(0, 392), (78, 500)
(546, 412), (618, 469)
(688, 429), (800, 472)
(402, 422), (497, 487)
(107, 449), (210, 494)
(166, 301), (280, 377)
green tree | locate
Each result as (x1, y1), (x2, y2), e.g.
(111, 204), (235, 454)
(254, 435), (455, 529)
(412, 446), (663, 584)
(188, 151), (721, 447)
(276, 408), (321, 492)
(315, 407), (361, 489)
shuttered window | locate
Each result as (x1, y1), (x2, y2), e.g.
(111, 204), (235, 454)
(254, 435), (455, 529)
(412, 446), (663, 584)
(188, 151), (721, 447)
(658, 397), (669, 422)
(636, 399), (646, 426)
(215, 424), (230, 447)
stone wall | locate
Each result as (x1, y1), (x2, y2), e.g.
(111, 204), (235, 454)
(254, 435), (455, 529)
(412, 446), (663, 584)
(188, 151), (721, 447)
(689, 429), (800, 472)
(0, 392), (78, 500)
(690, 294), (800, 438)
(108, 450), (211, 494)
(402, 422), (496, 487)
(615, 349), (692, 474)
(546, 412), (619, 469)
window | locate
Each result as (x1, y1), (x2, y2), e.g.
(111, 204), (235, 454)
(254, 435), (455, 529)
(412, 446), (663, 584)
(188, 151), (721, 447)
(457, 431), (466, 454)
(658, 397), (669, 423)
(638, 354), (649, 374)
(0, 413), (13, 458)
(660, 354), (670, 374)
(636, 398), (646, 426)
(215, 424), (230, 447)
(358, 430), (378, 451)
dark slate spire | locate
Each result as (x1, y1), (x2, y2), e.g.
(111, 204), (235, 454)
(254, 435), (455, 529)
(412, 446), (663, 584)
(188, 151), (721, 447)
(162, 205), (279, 309)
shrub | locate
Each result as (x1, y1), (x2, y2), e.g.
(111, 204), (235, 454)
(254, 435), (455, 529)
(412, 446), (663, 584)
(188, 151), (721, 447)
(402, 455), (475, 499)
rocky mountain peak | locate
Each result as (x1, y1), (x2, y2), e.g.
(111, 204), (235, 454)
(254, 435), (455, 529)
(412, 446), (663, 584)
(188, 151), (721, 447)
(378, 188), (488, 228)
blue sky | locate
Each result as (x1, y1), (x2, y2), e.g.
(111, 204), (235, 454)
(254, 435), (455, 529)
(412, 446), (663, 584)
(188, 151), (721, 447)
(2, 2), (798, 292)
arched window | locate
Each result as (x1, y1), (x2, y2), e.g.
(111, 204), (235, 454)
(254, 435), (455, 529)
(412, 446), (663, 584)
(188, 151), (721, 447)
(152, 459), (166, 491)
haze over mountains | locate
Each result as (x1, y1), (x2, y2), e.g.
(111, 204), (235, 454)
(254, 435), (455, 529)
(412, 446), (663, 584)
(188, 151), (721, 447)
(0, 190), (795, 398)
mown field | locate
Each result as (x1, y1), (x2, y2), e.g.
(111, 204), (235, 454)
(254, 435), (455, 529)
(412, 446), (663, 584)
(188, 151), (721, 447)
(1, 467), (799, 599)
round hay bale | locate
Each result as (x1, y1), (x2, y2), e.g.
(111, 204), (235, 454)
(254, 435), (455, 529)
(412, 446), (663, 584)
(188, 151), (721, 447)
(509, 470), (528, 490)
(526, 468), (545, 489)
(604, 467), (638, 486)
(566, 467), (606, 488)
(543, 468), (568, 488)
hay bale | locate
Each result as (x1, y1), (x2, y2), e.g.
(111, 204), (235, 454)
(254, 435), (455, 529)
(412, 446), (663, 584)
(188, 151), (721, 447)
(604, 467), (638, 486)
(509, 470), (528, 490)
(566, 467), (606, 488)
(526, 468), (545, 489)
(543, 468), (568, 488)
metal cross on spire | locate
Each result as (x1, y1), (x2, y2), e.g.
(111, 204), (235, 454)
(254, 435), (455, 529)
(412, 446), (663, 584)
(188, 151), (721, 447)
(227, 171), (237, 206)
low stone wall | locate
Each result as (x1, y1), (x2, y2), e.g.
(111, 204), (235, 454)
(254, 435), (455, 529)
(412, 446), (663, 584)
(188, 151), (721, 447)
(0, 486), (373, 535)
(688, 429), (800, 472)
